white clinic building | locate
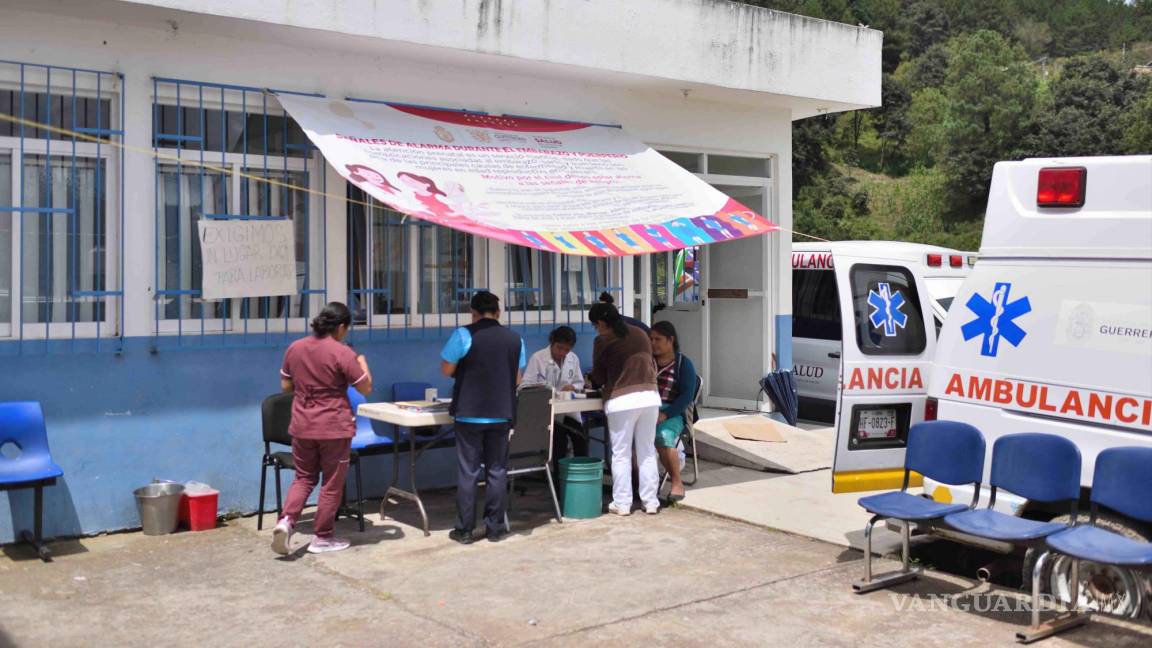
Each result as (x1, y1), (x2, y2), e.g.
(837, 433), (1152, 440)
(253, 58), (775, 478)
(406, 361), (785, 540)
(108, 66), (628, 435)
(0, 0), (881, 537)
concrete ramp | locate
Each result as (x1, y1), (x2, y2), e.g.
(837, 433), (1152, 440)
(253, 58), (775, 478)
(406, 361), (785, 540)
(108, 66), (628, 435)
(693, 413), (834, 474)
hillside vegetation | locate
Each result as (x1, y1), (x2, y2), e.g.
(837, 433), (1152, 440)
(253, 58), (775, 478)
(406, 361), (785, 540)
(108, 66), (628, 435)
(740, 1), (1152, 248)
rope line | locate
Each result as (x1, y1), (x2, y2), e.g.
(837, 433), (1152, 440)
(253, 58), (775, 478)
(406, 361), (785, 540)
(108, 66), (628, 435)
(0, 111), (829, 243)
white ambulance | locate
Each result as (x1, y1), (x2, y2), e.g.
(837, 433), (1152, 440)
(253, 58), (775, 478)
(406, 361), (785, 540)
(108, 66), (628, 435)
(791, 241), (974, 423)
(831, 155), (1152, 618)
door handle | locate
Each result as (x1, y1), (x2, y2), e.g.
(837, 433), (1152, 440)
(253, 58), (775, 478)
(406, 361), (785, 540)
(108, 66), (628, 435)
(828, 352), (841, 359)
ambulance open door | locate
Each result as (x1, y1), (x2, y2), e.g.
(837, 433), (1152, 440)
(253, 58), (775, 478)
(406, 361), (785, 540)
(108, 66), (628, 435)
(831, 258), (937, 493)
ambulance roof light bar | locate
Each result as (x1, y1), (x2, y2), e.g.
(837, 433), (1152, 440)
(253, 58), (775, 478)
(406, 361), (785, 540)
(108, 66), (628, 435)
(926, 253), (942, 267)
(949, 254), (963, 268)
(1037, 167), (1087, 208)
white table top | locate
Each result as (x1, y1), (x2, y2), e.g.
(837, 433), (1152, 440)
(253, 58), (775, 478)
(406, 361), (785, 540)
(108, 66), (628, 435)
(551, 397), (604, 415)
(358, 397), (604, 426)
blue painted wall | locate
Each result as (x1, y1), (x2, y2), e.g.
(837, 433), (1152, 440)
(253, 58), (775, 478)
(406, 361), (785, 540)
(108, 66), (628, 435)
(0, 327), (592, 542)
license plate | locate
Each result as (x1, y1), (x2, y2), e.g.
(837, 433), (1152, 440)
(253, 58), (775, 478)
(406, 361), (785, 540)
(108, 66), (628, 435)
(857, 408), (898, 439)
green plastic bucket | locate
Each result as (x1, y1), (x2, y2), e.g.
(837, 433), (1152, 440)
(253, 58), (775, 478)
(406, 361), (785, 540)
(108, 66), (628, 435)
(558, 457), (604, 519)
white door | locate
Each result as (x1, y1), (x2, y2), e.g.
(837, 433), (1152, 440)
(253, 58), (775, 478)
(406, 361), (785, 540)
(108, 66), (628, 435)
(831, 256), (937, 493)
(703, 181), (772, 409)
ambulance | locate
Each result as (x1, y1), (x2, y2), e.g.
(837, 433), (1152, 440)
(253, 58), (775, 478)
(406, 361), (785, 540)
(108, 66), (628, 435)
(791, 241), (974, 423)
(830, 155), (1152, 618)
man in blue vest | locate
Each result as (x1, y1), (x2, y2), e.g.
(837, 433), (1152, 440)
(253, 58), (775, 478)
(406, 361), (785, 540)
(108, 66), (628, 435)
(440, 291), (527, 544)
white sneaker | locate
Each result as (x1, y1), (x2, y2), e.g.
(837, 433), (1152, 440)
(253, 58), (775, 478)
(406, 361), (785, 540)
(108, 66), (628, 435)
(607, 503), (632, 516)
(271, 517), (294, 556)
(644, 503), (660, 515)
(307, 536), (351, 553)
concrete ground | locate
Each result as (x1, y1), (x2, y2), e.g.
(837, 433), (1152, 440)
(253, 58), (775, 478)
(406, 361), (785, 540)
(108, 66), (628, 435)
(1, 482), (1149, 647)
(681, 459), (905, 555)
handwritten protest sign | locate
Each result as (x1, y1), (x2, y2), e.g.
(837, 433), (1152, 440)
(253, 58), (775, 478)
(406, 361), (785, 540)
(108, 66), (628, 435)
(197, 220), (297, 300)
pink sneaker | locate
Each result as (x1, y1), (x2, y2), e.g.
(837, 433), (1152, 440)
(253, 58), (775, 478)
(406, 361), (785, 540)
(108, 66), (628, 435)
(271, 517), (294, 556)
(307, 536), (351, 554)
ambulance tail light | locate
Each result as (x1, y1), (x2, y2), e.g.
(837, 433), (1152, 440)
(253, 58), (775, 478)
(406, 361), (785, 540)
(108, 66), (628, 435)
(949, 255), (963, 268)
(924, 397), (938, 421)
(926, 254), (942, 267)
(1037, 167), (1086, 208)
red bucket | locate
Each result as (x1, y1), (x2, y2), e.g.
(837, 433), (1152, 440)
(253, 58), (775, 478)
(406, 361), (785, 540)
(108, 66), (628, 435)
(179, 490), (219, 531)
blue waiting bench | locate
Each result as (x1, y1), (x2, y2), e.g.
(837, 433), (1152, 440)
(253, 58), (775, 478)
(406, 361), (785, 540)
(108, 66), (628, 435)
(851, 420), (1152, 644)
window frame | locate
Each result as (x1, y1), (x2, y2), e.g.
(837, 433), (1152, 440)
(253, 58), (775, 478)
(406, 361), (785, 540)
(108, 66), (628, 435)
(849, 263), (928, 356)
(0, 139), (118, 340)
(150, 84), (327, 339)
(345, 192), (486, 332)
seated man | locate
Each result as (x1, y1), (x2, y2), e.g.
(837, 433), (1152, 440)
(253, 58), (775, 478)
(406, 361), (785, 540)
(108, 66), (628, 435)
(523, 326), (588, 481)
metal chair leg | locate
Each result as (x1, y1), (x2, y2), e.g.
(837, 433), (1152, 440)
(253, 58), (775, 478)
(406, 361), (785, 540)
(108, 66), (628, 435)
(257, 458), (268, 531)
(33, 485), (43, 543)
(355, 456), (365, 533)
(901, 520), (911, 572)
(273, 465), (284, 522)
(853, 516), (919, 593)
(505, 476), (515, 533)
(1069, 559), (1080, 613)
(544, 464), (563, 524)
(682, 424), (699, 486)
(19, 485), (51, 562)
(1032, 551), (1051, 629)
(1016, 551), (1090, 643)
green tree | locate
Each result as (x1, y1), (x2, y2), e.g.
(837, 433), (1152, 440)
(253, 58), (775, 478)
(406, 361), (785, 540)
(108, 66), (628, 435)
(793, 172), (876, 242)
(1042, 55), (1145, 157)
(905, 87), (949, 167)
(873, 74), (912, 171)
(1121, 85), (1152, 154)
(900, 43), (949, 91)
(791, 115), (838, 196)
(940, 30), (1042, 215)
(941, 0), (1014, 37)
(902, 0), (951, 57)
(1013, 19), (1052, 58)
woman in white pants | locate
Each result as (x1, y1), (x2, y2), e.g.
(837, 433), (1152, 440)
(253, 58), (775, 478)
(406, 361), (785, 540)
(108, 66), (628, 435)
(588, 303), (661, 515)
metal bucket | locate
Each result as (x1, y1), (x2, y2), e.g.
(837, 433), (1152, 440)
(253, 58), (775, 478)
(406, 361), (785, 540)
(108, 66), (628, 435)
(134, 482), (185, 535)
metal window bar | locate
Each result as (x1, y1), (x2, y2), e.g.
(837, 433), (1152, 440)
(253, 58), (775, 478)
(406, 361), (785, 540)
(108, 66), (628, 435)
(555, 255), (624, 332)
(346, 185), (409, 342)
(0, 60), (124, 355)
(345, 187), (485, 344)
(151, 77), (326, 350)
(505, 244), (558, 336)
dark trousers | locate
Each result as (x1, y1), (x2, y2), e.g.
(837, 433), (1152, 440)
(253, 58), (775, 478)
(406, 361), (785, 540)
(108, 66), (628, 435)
(552, 416), (589, 483)
(454, 422), (511, 533)
(281, 437), (351, 538)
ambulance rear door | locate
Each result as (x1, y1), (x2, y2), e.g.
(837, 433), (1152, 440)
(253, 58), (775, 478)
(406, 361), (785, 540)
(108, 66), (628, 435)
(831, 254), (937, 493)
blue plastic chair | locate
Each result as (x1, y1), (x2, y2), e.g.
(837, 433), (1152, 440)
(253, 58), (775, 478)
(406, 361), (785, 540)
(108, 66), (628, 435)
(1019, 447), (1152, 642)
(344, 387), (396, 532)
(0, 402), (64, 561)
(945, 434), (1080, 542)
(854, 420), (986, 593)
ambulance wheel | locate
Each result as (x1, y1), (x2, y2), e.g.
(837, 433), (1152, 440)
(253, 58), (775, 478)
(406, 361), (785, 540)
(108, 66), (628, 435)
(1022, 513), (1152, 620)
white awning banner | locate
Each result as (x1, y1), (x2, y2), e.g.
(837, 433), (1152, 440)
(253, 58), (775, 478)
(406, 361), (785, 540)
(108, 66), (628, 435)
(278, 95), (777, 256)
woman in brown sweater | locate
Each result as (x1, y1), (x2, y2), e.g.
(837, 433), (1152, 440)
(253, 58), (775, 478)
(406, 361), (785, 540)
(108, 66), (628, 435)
(588, 303), (661, 515)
